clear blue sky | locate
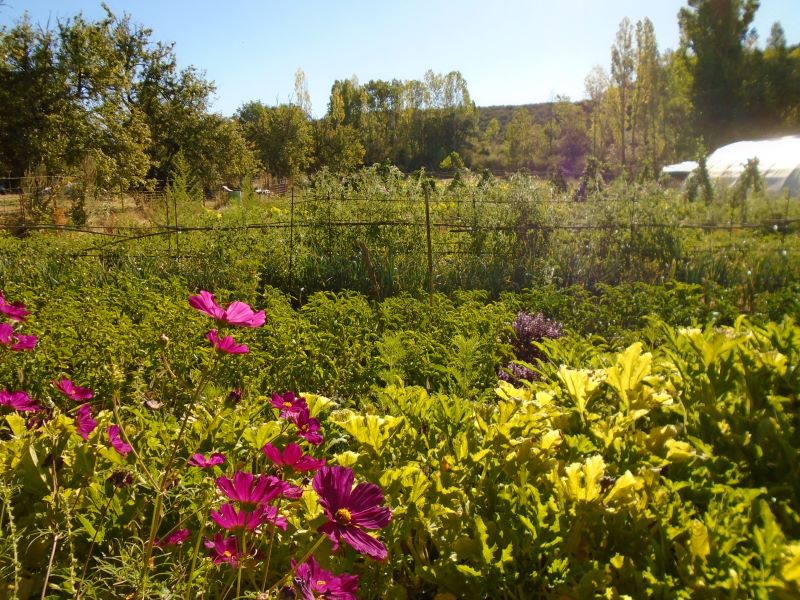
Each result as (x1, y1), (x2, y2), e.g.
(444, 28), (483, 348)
(2, 1), (798, 117)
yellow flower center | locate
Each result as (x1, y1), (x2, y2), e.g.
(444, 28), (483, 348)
(336, 508), (352, 525)
(223, 550), (232, 558)
(283, 401), (293, 408)
(316, 580), (327, 587)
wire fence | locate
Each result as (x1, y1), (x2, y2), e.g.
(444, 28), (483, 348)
(2, 183), (798, 297)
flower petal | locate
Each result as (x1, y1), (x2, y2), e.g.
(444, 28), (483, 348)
(339, 525), (388, 561)
(313, 466), (353, 515)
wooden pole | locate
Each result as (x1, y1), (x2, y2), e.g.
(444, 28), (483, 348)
(289, 187), (295, 294)
(424, 185), (434, 304)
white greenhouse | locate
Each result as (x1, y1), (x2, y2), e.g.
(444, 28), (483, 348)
(662, 135), (800, 196)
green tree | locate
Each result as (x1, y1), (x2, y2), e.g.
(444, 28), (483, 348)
(314, 119), (365, 173)
(584, 65), (611, 161)
(611, 17), (635, 171)
(237, 102), (313, 179)
(293, 67), (312, 116)
(678, 0), (759, 146)
(505, 108), (536, 170)
(632, 17), (663, 177)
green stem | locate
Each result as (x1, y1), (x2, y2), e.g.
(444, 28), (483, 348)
(41, 453), (60, 599)
(75, 490), (116, 599)
(236, 535), (246, 599)
(111, 392), (158, 490)
(260, 496), (284, 591)
(184, 518), (207, 600)
(266, 534), (326, 594)
(0, 482), (21, 600)
(141, 354), (218, 594)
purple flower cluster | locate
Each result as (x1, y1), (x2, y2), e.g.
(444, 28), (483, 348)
(196, 384), (388, 594)
(4, 288), (387, 599)
(269, 392), (324, 446)
(499, 310), (563, 383)
(0, 292), (42, 414)
(0, 291), (133, 460)
(0, 290), (37, 353)
(294, 556), (359, 599)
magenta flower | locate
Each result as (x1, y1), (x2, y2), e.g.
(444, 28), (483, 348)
(313, 466), (391, 561)
(216, 471), (284, 507)
(188, 452), (226, 468)
(279, 480), (304, 500)
(263, 443), (325, 472)
(269, 391), (308, 417)
(0, 324), (37, 351)
(154, 528), (190, 547)
(206, 329), (249, 354)
(75, 403), (97, 439)
(210, 503), (282, 531)
(54, 378), (94, 401)
(0, 291), (29, 322)
(188, 290), (225, 320)
(204, 533), (243, 567)
(222, 301), (266, 328)
(11, 334), (37, 351)
(258, 504), (288, 530)
(189, 290), (265, 328)
(108, 425), (132, 456)
(290, 406), (324, 446)
(0, 390), (41, 412)
(293, 556), (359, 600)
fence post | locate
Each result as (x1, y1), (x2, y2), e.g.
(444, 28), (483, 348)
(289, 187), (295, 294)
(327, 192), (333, 258)
(173, 190), (179, 260)
(165, 194), (171, 255)
(424, 184), (434, 304)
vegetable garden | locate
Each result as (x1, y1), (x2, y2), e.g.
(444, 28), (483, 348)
(1, 171), (799, 599)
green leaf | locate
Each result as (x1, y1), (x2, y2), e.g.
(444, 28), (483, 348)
(76, 514), (104, 543)
(689, 520), (710, 562)
(243, 421), (282, 450)
(474, 515), (495, 564)
(5, 414), (26, 436)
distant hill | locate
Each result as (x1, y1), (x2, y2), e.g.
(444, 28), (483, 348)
(477, 101), (591, 132)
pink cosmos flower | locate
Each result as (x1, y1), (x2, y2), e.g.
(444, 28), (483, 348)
(279, 480), (304, 500)
(269, 391), (308, 417)
(313, 466), (392, 561)
(154, 528), (190, 547)
(215, 471), (284, 507)
(188, 452), (226, 468)
(263, 443), (325, 472)
(75, 403), (97, 439)
(293, 556), (359, 600)
(204, 533), (243, 567)
(0, 389), (41, 412)
(206, 329), (249, 354)
(54, 378), (94, 401)
(290, 406), (324, 446)
(189, 290), (265, 328)
(0, 291), (29, 322)
(11, 334), (37, 351)
(210, 503), (285, 531)
(0, 323), (37, 351)
(108, 425), (132, 456)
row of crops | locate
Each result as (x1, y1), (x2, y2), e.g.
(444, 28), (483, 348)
(0, 172), (799, 598)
